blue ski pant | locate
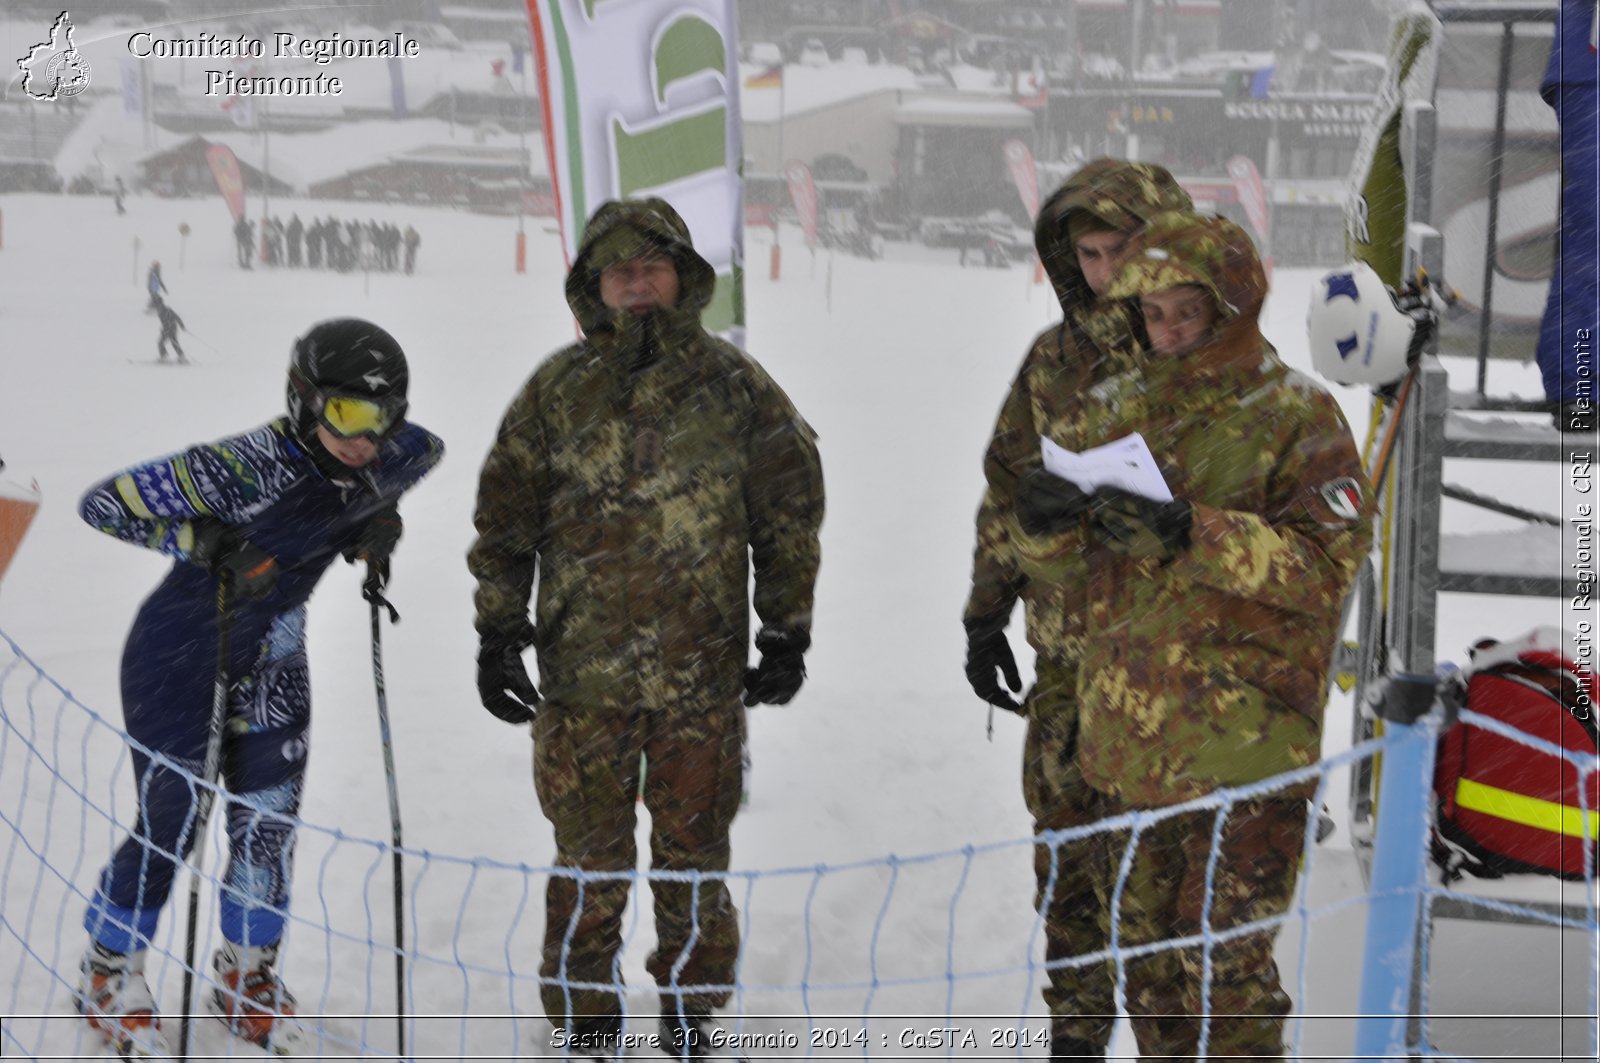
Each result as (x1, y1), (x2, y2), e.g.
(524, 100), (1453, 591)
(84, 607), (311, 954)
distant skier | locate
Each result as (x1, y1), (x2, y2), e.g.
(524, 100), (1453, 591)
(233, 216), (254, 270)
(326, 217), (348, 271)
(155, 299), (186, 364)
(145, 261), (166, 312)
(403, 224), (420, 275)
(286, 214), (304, 268)
(73, 319), (443, 1060)
(345, 219), (363, 269)
(265, 216), (284, 267)
(305, 218), (324, 269)
(113, 177), (126, 215)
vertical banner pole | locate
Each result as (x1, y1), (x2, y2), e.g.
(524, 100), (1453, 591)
(524, 0), (747, 341)
(1354, 678), (1441, 1062)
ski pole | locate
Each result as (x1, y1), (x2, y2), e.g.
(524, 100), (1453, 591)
(180, 575), (233, 1063)
(181, 326), (224, 357)
(364, 564), (407, 1060)
(1368, 366), (1417, 499)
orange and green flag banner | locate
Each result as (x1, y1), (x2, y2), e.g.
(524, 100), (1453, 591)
(525, 0), (747, 341)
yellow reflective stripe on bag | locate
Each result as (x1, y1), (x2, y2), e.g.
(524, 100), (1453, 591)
(1455, 777), (1600, 839)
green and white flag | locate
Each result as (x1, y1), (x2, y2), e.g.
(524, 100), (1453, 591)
(1346, 1), (1441, 287)
(526, 0), (746, 339)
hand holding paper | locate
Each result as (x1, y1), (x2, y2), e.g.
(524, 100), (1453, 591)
(1039, 432), (1173, 502)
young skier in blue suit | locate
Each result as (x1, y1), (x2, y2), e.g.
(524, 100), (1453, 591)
(74, 318), (443, 1059)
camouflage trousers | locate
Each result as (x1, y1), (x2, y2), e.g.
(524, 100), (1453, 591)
(1101, 796), (1308, 1062)
(1022, 664), (1115, 1047)
(532, 700), (746, 1026)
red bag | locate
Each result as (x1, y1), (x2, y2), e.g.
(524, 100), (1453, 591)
(1431, 629), (1600, 882)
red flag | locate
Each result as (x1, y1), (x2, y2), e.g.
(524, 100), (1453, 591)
(1226, 155), (1270, 244)
(785, 159), (818, 248)
(206, 144), (246, 222)
(1002, 139), (1039, 219)
(0, 477), (40, 587)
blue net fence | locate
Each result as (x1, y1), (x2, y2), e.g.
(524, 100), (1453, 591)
(2, 628), (1595, 1061)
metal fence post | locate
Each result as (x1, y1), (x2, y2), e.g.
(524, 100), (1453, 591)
(1353, 678), (1442, 1061)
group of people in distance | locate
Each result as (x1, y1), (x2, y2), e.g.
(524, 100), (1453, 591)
(232, 213), (422, 275)
(77, 158), (1375, 1063)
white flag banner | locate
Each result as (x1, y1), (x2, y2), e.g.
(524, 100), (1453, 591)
(525, 0), (746, 340)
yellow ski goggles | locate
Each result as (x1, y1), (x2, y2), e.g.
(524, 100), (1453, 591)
(315, 391), (406, 440)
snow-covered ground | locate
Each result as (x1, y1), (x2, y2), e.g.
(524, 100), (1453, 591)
(0, 190), (1593, 1060)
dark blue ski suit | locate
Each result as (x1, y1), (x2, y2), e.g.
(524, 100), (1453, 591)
(1538, 0), (1600, 407)
(79, 418), (442, 952)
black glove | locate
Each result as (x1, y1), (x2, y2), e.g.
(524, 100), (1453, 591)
(743, 625), (809, 706)
(1015, 467), (1091, 536)
(1088, 488), (1193, 562)
(190, 520), (278, 599)
(477, 628), (540, 724)
(344, 503), (403, 588)
(964, 613), (1022, 714)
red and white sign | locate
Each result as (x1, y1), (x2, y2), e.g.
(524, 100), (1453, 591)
(1226, 155), (1270, 243)
(785, 159), (818, 247)
(1002, 139), (1040, 219)
(205, 144), (246, 222)
(0, 475), (40, 587)
(1014, 67), (1047, 110)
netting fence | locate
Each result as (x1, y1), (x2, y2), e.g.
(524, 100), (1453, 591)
(1, 628), (1595, 1061)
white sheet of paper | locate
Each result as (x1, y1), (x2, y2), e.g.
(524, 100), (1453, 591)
(1039, 432), (1173, 502)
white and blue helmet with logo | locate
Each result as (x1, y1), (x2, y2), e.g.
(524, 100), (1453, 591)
(1307, 261), (1416, 387)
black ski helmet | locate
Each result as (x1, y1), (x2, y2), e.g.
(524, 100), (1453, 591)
(286, 318), (409, 442)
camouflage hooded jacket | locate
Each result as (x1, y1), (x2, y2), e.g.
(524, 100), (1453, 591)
(468, 198), (824, 713)
(1076, 213), (1372, 806)
(965, 159), (1194, 668)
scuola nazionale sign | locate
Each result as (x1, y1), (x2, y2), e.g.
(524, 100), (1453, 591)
(1223, 99), (1380, 139)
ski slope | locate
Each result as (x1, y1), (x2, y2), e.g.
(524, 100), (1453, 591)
(0, 190), (1591, 1060)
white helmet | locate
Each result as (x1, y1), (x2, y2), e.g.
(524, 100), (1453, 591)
(1307, 261), (1416, 387)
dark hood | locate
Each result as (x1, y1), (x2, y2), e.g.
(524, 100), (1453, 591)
(1107, 210), (1271, 375)
(565, 197), (717, 336)
(1034, 158), (1194, 314)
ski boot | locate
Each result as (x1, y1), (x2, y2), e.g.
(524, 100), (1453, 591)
(561, 1012), (625, 1061)
(75, 942), (175, 1060)
(1049, 1024), (1106, 1062)
(660, 1003), (714, 1060)
(209, 941), (312, 1055)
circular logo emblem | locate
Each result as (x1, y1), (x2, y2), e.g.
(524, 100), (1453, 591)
(45, 50), (91, 97)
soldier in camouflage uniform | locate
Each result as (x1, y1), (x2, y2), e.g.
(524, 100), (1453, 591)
(1076, 212), (1372, 1060)
(467, 198), (824, 1057)
(962, 158), (1193, 1062)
